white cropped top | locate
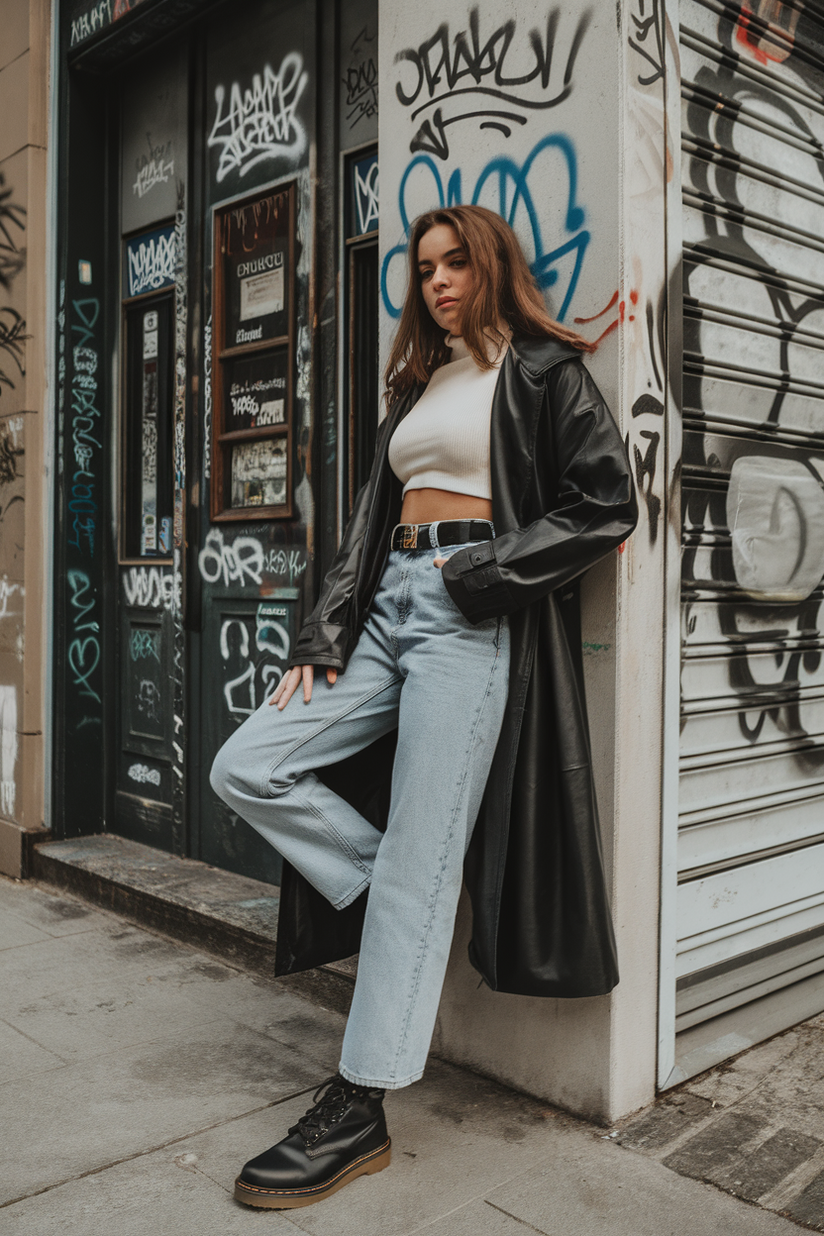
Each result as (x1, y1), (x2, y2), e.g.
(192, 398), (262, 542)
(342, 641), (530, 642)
(387, 332), (508, 500)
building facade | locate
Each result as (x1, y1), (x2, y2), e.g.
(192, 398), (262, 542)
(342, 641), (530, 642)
(0, 0), (51, 876)
(2, 0), (823, 1123)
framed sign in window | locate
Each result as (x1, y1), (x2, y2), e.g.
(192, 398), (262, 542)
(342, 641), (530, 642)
(211, 183), (296, 519)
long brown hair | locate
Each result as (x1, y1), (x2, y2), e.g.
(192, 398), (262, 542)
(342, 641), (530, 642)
(384, 205), (594, 407)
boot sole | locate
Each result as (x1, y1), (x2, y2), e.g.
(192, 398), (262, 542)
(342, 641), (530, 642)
(233, 1139), (392, 1209)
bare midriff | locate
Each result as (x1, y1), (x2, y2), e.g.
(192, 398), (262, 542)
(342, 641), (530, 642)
(399, 487), (493, 526)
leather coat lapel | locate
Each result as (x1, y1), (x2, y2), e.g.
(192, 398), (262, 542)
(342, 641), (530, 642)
(490, 345), (546, 534)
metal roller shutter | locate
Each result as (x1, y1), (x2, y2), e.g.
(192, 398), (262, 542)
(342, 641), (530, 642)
(675, 0), (824, 1077)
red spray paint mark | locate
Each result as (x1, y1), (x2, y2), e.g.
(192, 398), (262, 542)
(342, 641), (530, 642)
(574, 288), (639, 345)
(574, 289), (619, 324)
(736, 5), (769, 63)
(735, 3), (794, 65)
(593, 319), (619, 346)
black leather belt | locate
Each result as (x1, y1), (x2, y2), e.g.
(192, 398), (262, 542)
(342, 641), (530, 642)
(389, 519), (494, 551)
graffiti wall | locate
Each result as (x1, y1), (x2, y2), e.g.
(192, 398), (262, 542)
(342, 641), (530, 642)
(120, 44), (187, 236)
(54, 0), (374, 883)
(69, 0), (151, 48)
(380, 4), (621, 380)
(379, 2), (645, 845)
(340, 0), (379, 148)
(0, 170), (27, 828)
(673, 0), (824, 1072)
(194, 0), (319, 880)
(378, 9), (656, 827)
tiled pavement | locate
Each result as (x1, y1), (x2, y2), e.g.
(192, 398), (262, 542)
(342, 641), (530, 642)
(2, 874), (822, 1234)
(613, 1015), (824, 1230)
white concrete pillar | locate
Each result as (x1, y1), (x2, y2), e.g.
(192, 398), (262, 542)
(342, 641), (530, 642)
(378, 0), (672, 1122)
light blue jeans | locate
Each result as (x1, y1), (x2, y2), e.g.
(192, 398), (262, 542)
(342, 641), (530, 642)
(210, 543), (510, 1089)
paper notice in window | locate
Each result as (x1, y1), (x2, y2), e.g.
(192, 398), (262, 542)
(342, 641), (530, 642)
(241, 269), (284, 321)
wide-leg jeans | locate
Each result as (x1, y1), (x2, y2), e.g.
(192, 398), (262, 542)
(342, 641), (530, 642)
(210, 544), (510, 1089)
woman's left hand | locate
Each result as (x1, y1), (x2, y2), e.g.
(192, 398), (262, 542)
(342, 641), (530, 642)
(433, 557), (446, 568)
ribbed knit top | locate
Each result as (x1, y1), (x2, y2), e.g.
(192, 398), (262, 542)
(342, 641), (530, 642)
(388, 332), (507, 500)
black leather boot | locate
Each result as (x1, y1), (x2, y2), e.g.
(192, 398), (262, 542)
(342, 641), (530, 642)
(234, 1074), (391, 1209)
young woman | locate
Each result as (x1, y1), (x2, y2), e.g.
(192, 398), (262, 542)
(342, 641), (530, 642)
(210, 205), (637, 1210)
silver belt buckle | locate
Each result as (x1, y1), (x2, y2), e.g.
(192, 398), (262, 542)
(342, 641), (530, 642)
(402, 524), (418, 550)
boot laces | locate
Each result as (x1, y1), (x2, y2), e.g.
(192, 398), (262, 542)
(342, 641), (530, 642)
(290, 1074), (380, 1147)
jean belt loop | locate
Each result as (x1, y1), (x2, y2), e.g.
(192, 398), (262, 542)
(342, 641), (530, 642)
(428, 521), (440, 549)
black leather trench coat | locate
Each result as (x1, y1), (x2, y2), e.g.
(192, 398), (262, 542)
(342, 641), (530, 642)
(274, 333), (638, 997)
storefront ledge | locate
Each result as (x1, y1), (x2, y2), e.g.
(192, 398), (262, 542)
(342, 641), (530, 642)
(30, 834), (356, 1012)
(0, 820), (52, 879)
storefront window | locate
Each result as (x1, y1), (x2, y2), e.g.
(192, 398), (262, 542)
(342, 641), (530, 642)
(211, 183), (296, 519)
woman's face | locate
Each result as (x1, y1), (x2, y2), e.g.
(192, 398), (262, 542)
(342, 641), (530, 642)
(417, 223), (474, 336)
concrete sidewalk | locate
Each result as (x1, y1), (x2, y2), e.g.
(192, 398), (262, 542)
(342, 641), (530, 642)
(0, 876), (815, 1236)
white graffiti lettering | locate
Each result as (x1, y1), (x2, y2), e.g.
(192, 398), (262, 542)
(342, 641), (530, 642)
(136, 679), (161, 722)
(208, 54), (309, 183)
(197, 531), (263, 588)
(127, 232), (176, 297)
(354, 158), (379, 235)
(220, 619), (255, 715)
(70, 0), (111, 46)
(133, 157), (175, 198)
(198, 527), (307, 588)
(199, 529), (263, 586)
(219, 613), (291, 716)
(263, 547), (307, 585)
(128, 761), (161, 786)
(69, 299), (102, 556)
(256, 616), (290, 661)
(0, 576), (23, 619)
(133, 138), (175, 198)
(231, 394), (261, 419)
(122, 566), (175, 611)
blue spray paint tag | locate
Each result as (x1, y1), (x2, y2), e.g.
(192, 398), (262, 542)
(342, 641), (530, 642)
(159, 517), (172, 556)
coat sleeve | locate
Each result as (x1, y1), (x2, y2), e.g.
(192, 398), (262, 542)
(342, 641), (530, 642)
(441, 359), (638, 623)
(288, 420), (389, 670)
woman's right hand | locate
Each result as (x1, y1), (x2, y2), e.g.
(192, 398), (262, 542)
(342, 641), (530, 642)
(269, 665), (338, 710)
